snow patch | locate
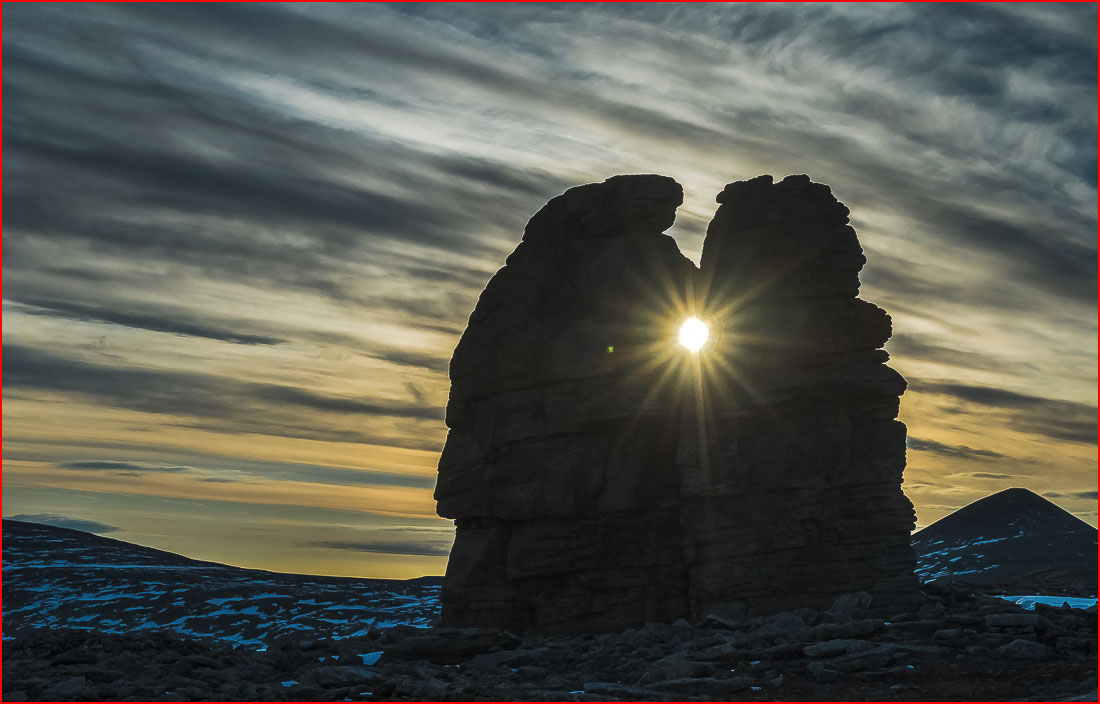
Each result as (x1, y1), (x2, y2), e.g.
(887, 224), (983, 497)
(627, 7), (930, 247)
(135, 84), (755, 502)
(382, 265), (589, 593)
(999, 595), (1097, 611)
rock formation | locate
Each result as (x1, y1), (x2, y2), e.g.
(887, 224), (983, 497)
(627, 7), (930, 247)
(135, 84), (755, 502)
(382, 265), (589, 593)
(436, 175), (698, 633)
(680, 174), (919, 621)
(435, 173), (919, 634)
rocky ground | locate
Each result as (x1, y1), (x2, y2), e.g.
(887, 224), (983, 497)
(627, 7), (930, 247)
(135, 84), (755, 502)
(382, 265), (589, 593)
(4, 584), (1095, 702)
(2, 520), (441, 646)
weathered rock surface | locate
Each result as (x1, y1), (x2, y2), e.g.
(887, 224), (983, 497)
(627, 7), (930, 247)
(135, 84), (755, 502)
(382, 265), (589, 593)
(436, 173), (918, 634)
(436, 175), (698, 633)
(681, 174), (919, 621)
(4, 587), (1096, 701)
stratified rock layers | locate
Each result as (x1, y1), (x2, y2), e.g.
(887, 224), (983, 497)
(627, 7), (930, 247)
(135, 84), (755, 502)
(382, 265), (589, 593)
(436, 173), (919, 634)
(681, 174), (919, 621)
(436, 175), (698, 633)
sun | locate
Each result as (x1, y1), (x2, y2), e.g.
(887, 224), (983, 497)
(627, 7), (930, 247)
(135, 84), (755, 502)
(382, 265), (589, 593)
(678, 317), (709, 352)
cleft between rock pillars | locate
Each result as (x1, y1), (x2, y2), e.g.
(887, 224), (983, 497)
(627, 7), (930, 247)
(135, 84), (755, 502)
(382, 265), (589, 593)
(434, 173), (920, 634)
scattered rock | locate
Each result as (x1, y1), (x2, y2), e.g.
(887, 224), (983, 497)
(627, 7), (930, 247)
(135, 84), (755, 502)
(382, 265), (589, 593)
(806, 661), (839, 683)
(984, 613), (1050, 630)
(804, 639), (876, 659)
(996, 638), (1052, 661)
(638, 658), (715, 683)
(1056, 636), (1097, 652)
(4, 587), (1097, 704)
(42, 675), (86, 699)
(647, 676), (752, 696)
(814, 618), (882, 640)
(826, 645), (894, 673)
(380, 628), (520, 664)
(581, 681), (656, 699)
(750, 612), (810, 642)
(826, 592), (873, 621)
(307, 666), (378, 687)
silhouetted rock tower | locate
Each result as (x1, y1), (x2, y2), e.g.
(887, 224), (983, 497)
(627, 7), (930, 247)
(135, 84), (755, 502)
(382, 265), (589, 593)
(435, 174), (919, 634)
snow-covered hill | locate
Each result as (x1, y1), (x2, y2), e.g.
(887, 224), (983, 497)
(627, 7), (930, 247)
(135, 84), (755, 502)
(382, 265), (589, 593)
(2, 519), (440, 648)
(911, 487), (1097, 597)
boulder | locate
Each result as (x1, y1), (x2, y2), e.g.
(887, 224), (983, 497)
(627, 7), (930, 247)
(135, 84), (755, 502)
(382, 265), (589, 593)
(995, 638), (1052, 661)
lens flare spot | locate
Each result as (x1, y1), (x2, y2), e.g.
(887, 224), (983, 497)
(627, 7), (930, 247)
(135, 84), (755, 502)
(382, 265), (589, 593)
(679, 317), (709, 352)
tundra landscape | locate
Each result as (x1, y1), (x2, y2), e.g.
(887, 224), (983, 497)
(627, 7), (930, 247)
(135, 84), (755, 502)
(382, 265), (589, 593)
(3, 3), (1095, 702)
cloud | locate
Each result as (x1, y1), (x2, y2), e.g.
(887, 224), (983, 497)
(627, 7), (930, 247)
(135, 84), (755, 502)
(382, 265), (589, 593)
(4, 342), (444, 450)
(5, 513), (120, 534)
(909, 380), (1097, 445)
(404, 383), (426, 405)
(9, 297), (286, 346)
(4, 2), (1092, 321)
(57, 460), (191, 473)
(887, 333), (1036, 376)
(1044, 490), (1099, 501)
(1, 3), (1095, 558)
(5, 2), (1092, 341)
(906, 437), (1007, 461)
(308, 539), (453, 557)
(965, 472), (1015, 480)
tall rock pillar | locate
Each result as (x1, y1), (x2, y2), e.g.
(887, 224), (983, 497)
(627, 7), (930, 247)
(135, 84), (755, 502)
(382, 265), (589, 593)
(435, 175), (699, 634)
(436, 173), (920, 634)
(679, 174), (920, 620)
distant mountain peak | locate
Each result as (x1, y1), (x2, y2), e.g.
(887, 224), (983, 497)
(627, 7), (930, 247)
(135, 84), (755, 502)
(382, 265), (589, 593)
(912, 487), (1097, 596)
(988, 486), (1058, 502)
(921, 487), (1092, 536)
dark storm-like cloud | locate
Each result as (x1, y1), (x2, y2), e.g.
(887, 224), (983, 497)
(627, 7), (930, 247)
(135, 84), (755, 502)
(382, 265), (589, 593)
(885, 333), (1038, 376)
(375, 349), (450, 375)
(967, 473), (1015, 480)
(2, 7), (551, 326)
(249, 385), (440, 419)
(172, 420), (444, 452)
(1, 0), (1090, 423)
(4, 343), (439, 420)
(6, 296), (451, 376)
(58, 460), (190, 473)
(4, 1), (1092, 317)
(1044, 491), (1099, 501)
(5, 513), (120, 534)
(915, 201), (1094, 305)
(3, 134), (472, 254)
(911, 380), (1097, 445)
(1, 1), (1094, 515)
(430, 154), (570, 199)
(905, 438), (1007, 461)
(4, 342), (443, 450)
(10, 438), (438, 492)
(308, 539), (452, 557)
(10, 297), (286, 346)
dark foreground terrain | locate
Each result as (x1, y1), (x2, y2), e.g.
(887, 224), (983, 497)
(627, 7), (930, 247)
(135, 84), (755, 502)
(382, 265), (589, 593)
(4, 583), (1096, 702)
(2, 519), (440, 647)
(4, 497), (1097, 702)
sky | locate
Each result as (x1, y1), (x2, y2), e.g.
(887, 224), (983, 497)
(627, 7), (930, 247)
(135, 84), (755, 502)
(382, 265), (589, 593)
(3, 3), (1096, 579)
